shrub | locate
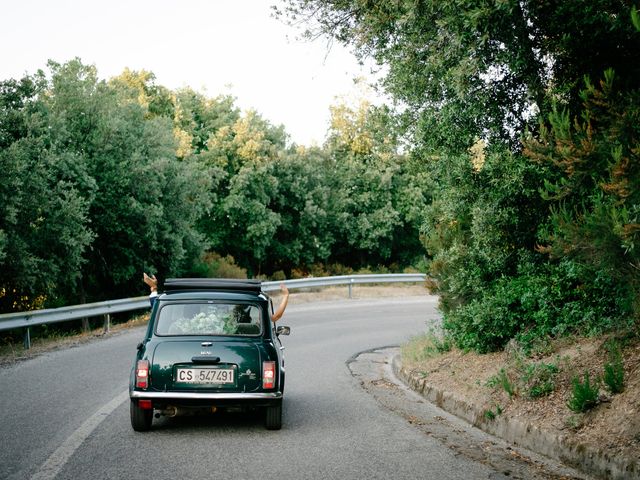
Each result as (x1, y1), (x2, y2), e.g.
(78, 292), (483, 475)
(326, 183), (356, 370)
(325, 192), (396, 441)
(522, 362), (559, 399)
(291, 263), (354, 279)
(603, 361), (625, 394)
(567, 372), (599, 413)
(443, 257), (633, 353)
(443, 294), (519, 353)
(196, 252), (247, 279)
(603, 342), (625, 394)
(271, 270), (286, 281)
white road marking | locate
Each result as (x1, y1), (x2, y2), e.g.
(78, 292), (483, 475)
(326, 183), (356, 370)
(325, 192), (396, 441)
(31, 390), (129, 480)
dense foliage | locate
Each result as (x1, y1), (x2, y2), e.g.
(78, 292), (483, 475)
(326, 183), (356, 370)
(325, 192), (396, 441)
(278, 0), (640, 351)
(3, 2), (640, 357)
(0, 60), (424, 312)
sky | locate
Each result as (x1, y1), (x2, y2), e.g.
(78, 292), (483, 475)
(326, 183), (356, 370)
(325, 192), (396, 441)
(1, 0), (382, 146)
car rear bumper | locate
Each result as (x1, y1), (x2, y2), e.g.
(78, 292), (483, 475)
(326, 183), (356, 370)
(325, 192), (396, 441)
(130, 390), (282, 401)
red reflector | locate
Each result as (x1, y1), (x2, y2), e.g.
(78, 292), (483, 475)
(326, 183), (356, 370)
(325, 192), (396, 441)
(136, 360), (150, 389)
(139, 400), (153, 410)
(263, 361), (276, 389)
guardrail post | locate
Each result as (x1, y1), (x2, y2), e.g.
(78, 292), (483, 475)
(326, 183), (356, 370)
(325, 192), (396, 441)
(348, 279), (353, 299)
(24, 327), (31, 350)
(103, 314), (110, 334)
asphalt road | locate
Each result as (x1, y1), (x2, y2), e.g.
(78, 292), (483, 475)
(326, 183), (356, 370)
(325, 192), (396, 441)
(0, 295), (550, 480)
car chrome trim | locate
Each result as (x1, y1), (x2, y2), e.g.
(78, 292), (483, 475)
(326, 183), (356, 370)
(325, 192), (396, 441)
(130, 390), (282, 400)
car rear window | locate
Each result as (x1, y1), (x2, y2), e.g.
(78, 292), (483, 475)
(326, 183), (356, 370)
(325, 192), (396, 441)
(155, 302), (262, 336)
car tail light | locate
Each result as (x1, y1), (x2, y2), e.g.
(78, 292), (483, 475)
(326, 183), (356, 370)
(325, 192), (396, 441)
(136, 360), (150, 389)
(263, 361), (276, 389)
(138, 400), (153, 410)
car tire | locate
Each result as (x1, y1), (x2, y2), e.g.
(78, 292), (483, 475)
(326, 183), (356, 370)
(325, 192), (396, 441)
(130, 399), (153, 432)
(265, 401), (282, 430)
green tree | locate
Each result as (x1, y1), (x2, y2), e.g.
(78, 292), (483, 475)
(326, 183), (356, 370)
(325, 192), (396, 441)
(279, 1), (640, 152)
(198, 109), (289, 272)
(42, 59), (212, 301)
(205, 109), (287, 175)
(173, 88), (240, 157)
(108, 68), (175, 119)
(263, 147), (336, 274)
(325, 99), (424, 267)
(0, 73), (94, 311)
(524, 70), (639, 317)
(279, 0), (640, 351)
(222, 160), (281, 275)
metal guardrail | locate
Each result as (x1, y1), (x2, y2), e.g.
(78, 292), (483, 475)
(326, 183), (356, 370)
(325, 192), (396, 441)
(262, 273), (426, 292)
(0, 273), (426, 348)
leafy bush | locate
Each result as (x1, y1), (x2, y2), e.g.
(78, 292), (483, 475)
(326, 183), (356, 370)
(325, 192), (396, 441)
(430, 72), (639, 354)
(291, 263), (354, 279)
(567, 372), (599, 413)
(193, 252), (247, 279)
(603, 361), (625, 395)
(443, 257), (632, 353)
(271, 270), (286, 281)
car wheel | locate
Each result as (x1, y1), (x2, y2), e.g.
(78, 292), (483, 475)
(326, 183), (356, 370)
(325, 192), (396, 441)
(130, 399), (153, 432)
(265, 401), (282, 430)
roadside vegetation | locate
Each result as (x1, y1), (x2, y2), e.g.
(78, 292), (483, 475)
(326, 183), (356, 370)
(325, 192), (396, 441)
(0, 63), (427, 318)
(401, 332), (640, 460)
(276, 1), (640, 351)
(277, 0), (640, 460)
(1, 2), (639, 377)
(0, 57), (427, 345)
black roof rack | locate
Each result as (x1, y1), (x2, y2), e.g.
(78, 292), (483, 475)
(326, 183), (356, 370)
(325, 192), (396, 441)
(163, 278), (262, 293)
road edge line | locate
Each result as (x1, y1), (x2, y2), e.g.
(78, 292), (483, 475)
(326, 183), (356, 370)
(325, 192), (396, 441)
(30, 390), (129, 480)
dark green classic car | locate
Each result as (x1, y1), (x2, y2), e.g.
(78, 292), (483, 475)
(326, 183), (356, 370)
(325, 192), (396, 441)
(129, 278), (290, 431)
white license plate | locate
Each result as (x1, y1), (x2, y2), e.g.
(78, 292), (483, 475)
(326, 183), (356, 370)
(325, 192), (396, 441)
(176, 368), (235, 384)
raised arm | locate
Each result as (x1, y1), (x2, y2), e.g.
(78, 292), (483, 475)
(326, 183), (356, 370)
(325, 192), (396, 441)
(143, 272), (158, 308)
(271, 283), (289, 322)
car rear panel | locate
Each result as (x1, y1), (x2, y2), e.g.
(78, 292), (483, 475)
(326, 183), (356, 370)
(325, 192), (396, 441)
(149, 339), (263, 392)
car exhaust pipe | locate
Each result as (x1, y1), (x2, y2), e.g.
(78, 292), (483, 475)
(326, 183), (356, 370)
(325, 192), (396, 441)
(157, 406), (181, 417)
(155, 405), (218, 418)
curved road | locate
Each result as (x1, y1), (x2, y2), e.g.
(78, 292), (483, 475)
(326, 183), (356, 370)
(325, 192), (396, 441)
(0, 296), (578, 480)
